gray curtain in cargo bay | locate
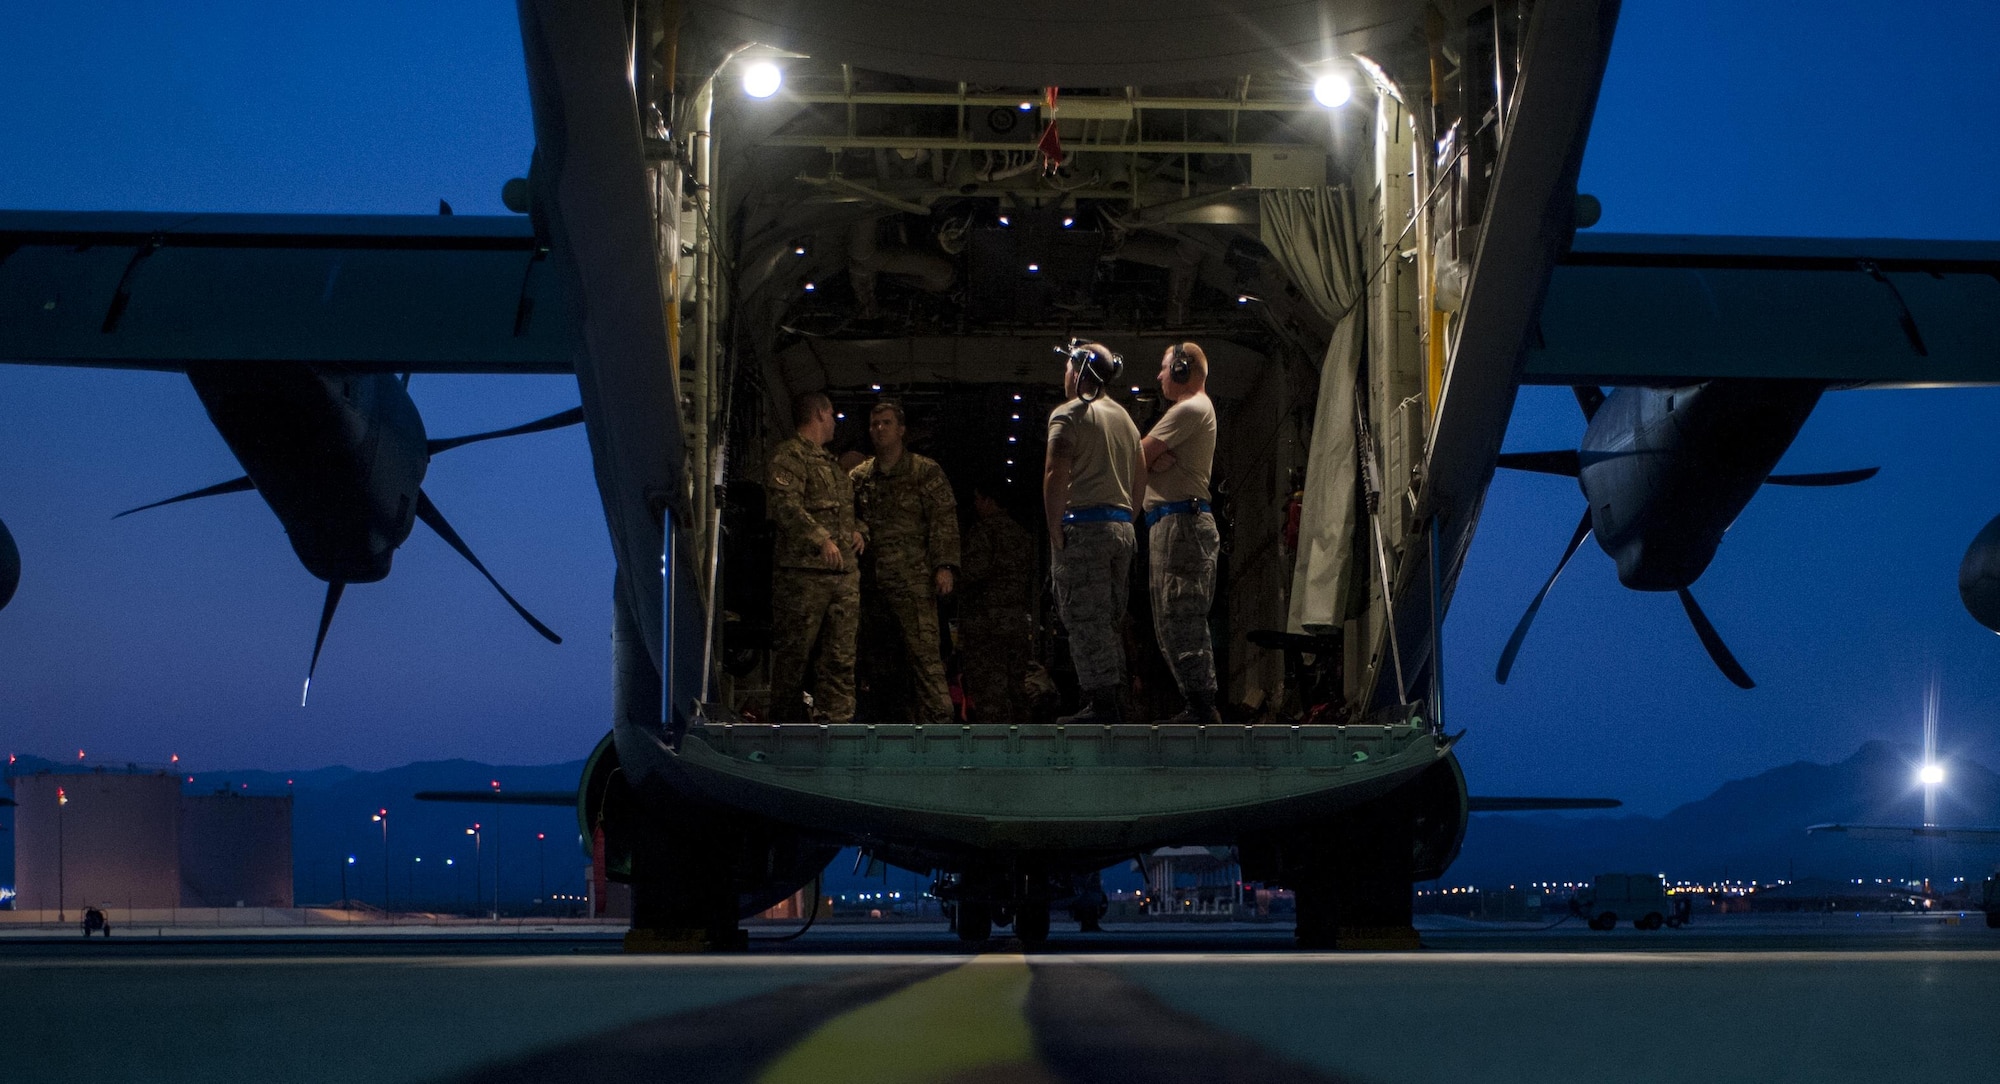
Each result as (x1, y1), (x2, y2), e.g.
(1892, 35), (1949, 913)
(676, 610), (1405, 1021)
(1261, 187), (1363, 634)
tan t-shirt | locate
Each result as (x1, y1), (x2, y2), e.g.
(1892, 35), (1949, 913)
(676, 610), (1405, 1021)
(1047, 395), (1141, 513)
(1143, 392), (1217, 509)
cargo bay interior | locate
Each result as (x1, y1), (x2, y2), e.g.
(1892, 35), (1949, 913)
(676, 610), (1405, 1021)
(662, 6), (1531, 725)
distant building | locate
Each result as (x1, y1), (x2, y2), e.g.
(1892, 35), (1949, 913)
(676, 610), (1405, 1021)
(8, 766), (292, 911)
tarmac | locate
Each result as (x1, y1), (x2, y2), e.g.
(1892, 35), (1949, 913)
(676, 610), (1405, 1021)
(2, 914), (1995, 1083)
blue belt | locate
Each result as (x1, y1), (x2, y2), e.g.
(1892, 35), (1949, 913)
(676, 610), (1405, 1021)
(1062, 505), (1133, 525)
(1144, 499), (1211, 527)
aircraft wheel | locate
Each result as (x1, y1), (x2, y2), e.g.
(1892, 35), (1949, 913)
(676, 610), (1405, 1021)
(1637, 913), (1663, 931)
(1665, 916), (1684, 929)
(957, 902), (993, 943)
(1015, 902), (1051, 944)
(1589, 913), (1616, 931)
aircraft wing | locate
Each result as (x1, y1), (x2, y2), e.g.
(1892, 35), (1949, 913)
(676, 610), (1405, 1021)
(0, 211), (578, 374)
(1525, 233), (2000, 386)
(413, 790), (574, 807)
(1468, 797), (1621, 812)
(1807, 823), (2000, 844)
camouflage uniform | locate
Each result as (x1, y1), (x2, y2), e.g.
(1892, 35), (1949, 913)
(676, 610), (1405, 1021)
(1148, 511), (1221, 698)
(1050, 521), (1134, 692)
(767, 434), (863, 724)
(958, 510), (1037, 722)
(851, 452), (960, 722)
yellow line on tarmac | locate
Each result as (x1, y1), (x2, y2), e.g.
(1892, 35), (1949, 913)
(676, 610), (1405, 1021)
(757, 953), (1046, 1084)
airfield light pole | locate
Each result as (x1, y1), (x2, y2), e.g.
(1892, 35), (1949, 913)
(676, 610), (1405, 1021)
(411, 856), (420, 905)
(342, 855), (355, 910)
(372, 809), (390, 911)
(466, 825), (482, 917)
(56, 785), (68, 923)
(537, 833), (547, 905)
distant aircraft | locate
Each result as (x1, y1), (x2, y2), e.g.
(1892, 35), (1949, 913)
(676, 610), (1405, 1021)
(113, 364), (582, 700)
(1959, 513), (2000, 633)
(1493, 380), (1877, 688)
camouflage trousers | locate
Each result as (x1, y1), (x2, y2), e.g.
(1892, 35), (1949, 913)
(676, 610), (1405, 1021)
(1050, 520), (1133, 691)
(859, 579), (953, 722)
(1148, 510), (1219, 697)
(769, 566), (859, 724)
(961, 610), (1034, 722)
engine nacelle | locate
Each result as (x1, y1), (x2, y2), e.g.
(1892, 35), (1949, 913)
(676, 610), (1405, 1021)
(1960, 513), (2000, 634)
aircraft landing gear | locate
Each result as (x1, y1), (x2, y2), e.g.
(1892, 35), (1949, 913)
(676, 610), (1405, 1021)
(1275, 793), (1422, 950)
(956, 901), (994, 943)
(1014, 901), (1051, 945)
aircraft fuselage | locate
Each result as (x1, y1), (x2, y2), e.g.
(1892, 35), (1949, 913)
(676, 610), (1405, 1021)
(185, 363), (427, 583)
(1580, 380), (1822, 590)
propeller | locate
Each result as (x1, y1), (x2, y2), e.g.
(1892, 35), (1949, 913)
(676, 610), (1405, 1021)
(114, 476), (256, 519)
(1495, 450), (1582, 478)
(1496, 508), (1593, 684)
(1763, 467), (1879, 487)
(414, 490), (561, 644)
(426, 406), (584, 456)
(1573, 385), (1605, 421)
(303, 581), (346, 706)
(1676, 587), (1754, 689)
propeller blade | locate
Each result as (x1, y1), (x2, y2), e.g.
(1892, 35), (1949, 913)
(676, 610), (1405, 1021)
(1496, 507), (1594, 684)
(1572, 386), (1605, 421)
(1763, 467), (1879, 487)
(114, 476), (256, 519)
(425, 406), (585, 455)
(303, 580), (346, 706)
(1495, 450), (1582, 477)
(1675, 587), (1755, 689)
(414, 490), (561, 644)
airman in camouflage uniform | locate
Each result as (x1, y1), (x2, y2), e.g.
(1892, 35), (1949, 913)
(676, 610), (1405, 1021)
(851, 401), (960, 722)
(1045, 343), (1144, 725)
(767, 391), (865, 724)
(1142, 342), (1222, 723)
(958, 481), (1037, 722)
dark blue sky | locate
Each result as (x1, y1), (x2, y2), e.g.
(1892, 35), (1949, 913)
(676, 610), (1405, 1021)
(1, 1), (1995, 813)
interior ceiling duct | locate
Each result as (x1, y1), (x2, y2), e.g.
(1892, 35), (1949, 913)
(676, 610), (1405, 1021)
(849, 218), (955, 318)
(683, 0), (1429, 86)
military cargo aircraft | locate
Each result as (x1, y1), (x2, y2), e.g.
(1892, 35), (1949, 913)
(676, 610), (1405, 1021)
(4, 0), (1997, 949)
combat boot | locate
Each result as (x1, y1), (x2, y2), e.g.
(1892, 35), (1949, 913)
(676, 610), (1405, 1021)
(1058, 687), (1120, 725)
(1167, 688), (1222, 725)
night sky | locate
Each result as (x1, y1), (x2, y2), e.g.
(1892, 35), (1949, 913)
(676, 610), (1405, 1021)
(1, 1), (1994, 815)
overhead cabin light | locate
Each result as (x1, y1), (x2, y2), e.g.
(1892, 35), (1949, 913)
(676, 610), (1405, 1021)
(743, 61), (783, 99)
(1018, 101), (1034, 112)
(1062, 216), (1075, 228)
(871, 383), (882, 391)
(803, 282), (815, 292)
(794, 245), (807, 256)
(1027, 263), (1040, 272)
(1012, 393), (1023, 401)
(998, 215), (1011, 226)
(1313, 73), (1353, 109)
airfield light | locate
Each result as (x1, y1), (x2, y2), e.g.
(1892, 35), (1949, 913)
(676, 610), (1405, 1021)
(446, 858), (454, 866)
(1313, 73), (1353, 108)
(347, 855), (356, 865)
(1919, 763), (1945, 787)
(742, 61), (783, 99)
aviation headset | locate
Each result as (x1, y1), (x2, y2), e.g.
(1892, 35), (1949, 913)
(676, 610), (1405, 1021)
(1168, 342), (1192, 385)
(1054, 339), (1124, 402)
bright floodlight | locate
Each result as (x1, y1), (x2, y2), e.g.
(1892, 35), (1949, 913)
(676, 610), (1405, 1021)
(742, 61), (782, 99)
(1919, 763), (1945, 786)
(1313, 73), (1353, 108)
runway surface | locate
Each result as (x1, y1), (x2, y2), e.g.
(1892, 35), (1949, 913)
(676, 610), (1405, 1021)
(4, 916), (1995, 1083)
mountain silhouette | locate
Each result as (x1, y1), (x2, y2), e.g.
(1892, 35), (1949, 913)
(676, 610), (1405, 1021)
(1451, 741), (2000, 886)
